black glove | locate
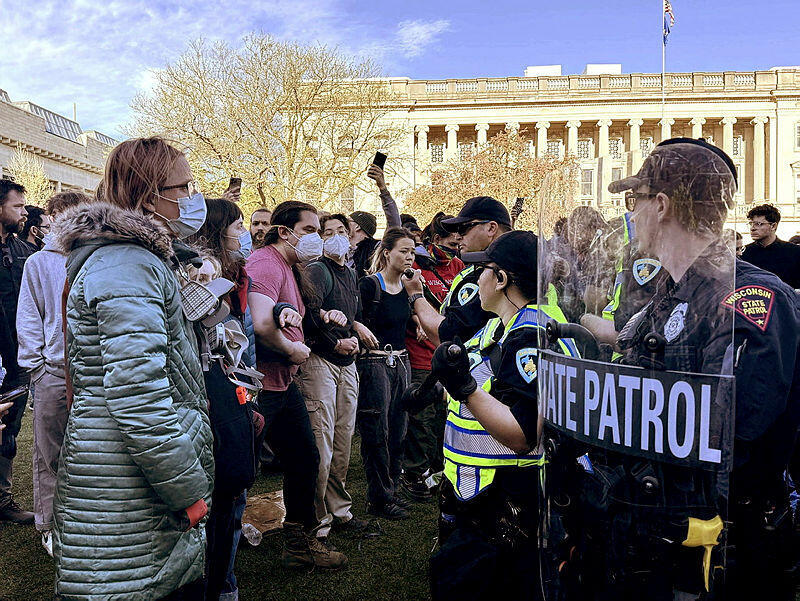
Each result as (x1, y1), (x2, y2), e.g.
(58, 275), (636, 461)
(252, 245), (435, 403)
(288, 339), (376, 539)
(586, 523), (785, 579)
(431, 338), (477, 402)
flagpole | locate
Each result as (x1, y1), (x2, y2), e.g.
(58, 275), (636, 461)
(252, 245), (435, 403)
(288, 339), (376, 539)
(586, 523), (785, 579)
(661, 0), (666, 120)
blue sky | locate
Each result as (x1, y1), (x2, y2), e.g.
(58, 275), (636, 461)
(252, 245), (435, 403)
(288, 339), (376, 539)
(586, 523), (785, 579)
(0, 0), (796, 138)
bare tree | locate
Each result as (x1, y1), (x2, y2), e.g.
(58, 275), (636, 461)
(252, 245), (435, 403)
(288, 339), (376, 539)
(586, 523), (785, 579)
(128, 35), (410, 216)
(403, 129), (579, 232)
(5, 146), (53, 206)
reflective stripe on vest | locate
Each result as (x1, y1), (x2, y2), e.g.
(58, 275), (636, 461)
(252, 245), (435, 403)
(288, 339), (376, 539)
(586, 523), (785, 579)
(443, 304), (577, 500)
(603, 212), (634, 322)
(440, 265), (476, 316)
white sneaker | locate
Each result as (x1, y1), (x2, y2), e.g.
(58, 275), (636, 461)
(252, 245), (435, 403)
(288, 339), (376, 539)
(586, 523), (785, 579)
(41, 530), (53, 557)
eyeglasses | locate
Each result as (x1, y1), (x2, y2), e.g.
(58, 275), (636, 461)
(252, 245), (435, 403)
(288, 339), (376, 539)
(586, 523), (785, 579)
(624, 192), (656, 212)
(748, 220), (771, 228)
(159, 180), (200, 197)
(455, 220), (489, 235)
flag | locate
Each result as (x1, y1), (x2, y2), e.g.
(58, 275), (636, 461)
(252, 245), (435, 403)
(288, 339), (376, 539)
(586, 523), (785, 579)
(663, 0), (676, 45)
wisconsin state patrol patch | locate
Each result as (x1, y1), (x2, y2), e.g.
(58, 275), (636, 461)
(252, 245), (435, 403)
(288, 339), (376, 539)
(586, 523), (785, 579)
(457, 283), (479, 305)
(722, 285), (774, 331)
(632, 258), (662, 285)
(515, 348), (537, 384)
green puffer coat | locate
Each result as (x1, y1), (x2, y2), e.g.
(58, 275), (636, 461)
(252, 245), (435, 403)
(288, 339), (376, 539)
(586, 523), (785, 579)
(52, 202), (214, 601)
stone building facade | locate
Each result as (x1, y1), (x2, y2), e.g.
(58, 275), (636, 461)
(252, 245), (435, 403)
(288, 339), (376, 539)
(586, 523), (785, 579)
(0, 88), (115, 194)
(364, 66), (800, 238)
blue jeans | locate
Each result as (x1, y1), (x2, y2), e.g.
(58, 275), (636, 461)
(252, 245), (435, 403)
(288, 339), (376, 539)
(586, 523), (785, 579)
(220, 490), (247, 601)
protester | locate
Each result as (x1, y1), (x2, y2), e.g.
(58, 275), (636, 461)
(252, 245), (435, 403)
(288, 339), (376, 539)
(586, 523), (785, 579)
(349, 164), (401, 280)
(53, 137), (214, 600)
(400, 212), (464, 502)
(249, 207), (272, 249)
(186, 197), (262, 601)
(296, 213), (374, 542)
(246, 200), (348, 570)
(16, 191), (90, 555)
(742, 204), (800, 288)
(357, 227), (415, 519)
(19, 205), (50, 252)
(0, 179), (34, 525)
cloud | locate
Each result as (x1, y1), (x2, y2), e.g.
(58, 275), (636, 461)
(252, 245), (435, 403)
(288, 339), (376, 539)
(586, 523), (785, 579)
(396, 19), (451, 59)
(0, 0), (449, 136)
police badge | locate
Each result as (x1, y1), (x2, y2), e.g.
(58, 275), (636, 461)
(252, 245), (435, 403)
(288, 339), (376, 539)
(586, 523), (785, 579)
(664, 302), (688, 342)
(632, 258), (662, 286)
(457, 283), (479, 305)
(515, 348), (537, 384)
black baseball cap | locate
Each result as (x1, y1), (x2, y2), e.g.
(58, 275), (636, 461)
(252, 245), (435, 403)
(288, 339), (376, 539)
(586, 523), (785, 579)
(461, 231), (538, 282)
(441, 196), (511, 231)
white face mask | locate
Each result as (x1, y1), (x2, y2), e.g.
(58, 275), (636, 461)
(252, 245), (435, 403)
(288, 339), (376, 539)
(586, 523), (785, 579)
(287, 230), (323, 262)
(323, 234), (350, 260)
(41, 232), (56, 247)
(155, 192), (207, 239)
(226, 230), (252, 259)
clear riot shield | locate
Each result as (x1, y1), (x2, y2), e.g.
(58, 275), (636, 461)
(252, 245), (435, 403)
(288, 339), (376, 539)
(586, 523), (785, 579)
(536, 141), (738, 601)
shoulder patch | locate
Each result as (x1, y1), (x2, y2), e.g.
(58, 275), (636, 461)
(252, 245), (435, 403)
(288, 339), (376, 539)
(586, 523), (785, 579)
(515, 347), (538, 384)
(457, 283), (479, 306)
(721, 285), (775, 331)
(632, 258), (662, 286)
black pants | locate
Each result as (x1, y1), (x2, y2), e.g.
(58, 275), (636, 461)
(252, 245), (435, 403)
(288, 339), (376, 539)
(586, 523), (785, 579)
(204, 490), (237, 601)
(402, 367), (446, 478)
(356, 355), (410, 507)
(431, 475), (541, 601)
(257, 383), (319, 529)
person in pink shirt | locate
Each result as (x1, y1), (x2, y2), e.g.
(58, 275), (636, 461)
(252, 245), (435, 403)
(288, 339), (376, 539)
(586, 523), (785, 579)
(246, 200), (348, 571)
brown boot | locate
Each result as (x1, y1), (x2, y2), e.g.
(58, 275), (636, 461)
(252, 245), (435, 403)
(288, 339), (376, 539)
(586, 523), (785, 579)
(281, 521), (348, 570)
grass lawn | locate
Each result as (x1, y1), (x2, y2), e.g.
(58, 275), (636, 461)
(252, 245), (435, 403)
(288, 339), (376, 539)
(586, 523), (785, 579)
(0, 412), (437, 601)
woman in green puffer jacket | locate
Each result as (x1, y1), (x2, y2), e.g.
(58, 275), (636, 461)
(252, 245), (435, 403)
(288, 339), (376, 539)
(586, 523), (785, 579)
(53, 138), (214, 601)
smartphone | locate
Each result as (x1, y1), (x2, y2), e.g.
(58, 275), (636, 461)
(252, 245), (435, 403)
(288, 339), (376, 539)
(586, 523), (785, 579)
(372, 152), (387, 170)
(227, 177), (242, 195)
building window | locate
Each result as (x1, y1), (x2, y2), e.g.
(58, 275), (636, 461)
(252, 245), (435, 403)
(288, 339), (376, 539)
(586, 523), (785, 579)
(430, 144), (444, 163)
(581, 169), (594, 197)
(640, 137), (653, 156)
(732, 136), (743, 157)
(611, 167), (623, 188)
(795, 124), (800, 150)
(795, 172), (800, 204)
(459, 142), (474, 161)
(609, 138), (623, 159)
(577, 139), (591, 159)
(546, 139), (561, 159)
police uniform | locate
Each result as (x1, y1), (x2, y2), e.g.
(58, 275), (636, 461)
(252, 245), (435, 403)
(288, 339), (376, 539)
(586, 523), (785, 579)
(438, 264), (495, 343)
(432, 302), (578, 601)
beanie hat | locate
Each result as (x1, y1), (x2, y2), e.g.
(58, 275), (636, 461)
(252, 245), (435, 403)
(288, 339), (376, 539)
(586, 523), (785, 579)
(350, 211), (377, 237)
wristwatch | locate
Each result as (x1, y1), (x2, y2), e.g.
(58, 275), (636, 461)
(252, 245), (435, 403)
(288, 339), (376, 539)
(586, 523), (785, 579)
(408, 293), (424, 307)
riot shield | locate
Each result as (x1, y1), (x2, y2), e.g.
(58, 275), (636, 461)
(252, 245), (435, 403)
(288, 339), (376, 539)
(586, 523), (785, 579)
(536, 141), (738, 601)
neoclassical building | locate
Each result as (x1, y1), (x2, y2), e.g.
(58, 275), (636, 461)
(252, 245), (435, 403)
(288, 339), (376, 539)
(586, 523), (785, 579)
(363, 65), (800, 237)
(0, 87), (116, 194)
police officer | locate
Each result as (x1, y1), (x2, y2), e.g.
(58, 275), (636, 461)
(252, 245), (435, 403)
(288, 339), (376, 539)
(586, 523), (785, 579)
(557, 138), (800, 600)
(404, 196), (512, 346)
(427, 231), (577, 601)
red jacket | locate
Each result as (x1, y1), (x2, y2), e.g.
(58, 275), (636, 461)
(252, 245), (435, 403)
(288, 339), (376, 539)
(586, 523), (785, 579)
(406, 245), (465, 370)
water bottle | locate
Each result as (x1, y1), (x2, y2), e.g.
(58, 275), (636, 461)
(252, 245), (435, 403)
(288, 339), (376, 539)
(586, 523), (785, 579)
(241, 522), (262, 547)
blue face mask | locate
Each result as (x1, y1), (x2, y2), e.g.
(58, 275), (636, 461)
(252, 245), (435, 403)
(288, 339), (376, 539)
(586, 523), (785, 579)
(237, 230), (252, 258)
(155, 192), (208, 239)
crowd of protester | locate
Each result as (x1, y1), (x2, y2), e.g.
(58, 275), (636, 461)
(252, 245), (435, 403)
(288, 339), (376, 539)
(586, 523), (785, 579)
(1, 134), (800, 601)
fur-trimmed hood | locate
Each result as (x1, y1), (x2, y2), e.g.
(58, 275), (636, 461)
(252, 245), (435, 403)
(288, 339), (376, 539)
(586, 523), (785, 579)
(54, 201), (174, 261)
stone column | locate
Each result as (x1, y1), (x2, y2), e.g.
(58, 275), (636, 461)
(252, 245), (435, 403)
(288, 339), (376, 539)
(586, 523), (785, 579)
(536, 121), (550, 158)
(505, 122), (520, 136)
(415, 125), (429, 152)
(475, 123), (490, 145)
(659, 118), (675, 143)
(596, 119), (612, 157)
(721, 117), (737, 156)
(751, 117), (768, 202)
(628, 118), (644, 172)
(596, 120), (612, 207)
(445, 124), (459, 161)
(690, 117), (706, 139)
(566, 120), (581, 155)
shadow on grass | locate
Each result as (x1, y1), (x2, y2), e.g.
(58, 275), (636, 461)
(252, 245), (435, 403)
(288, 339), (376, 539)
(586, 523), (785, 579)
(0, 411), (437, 600)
